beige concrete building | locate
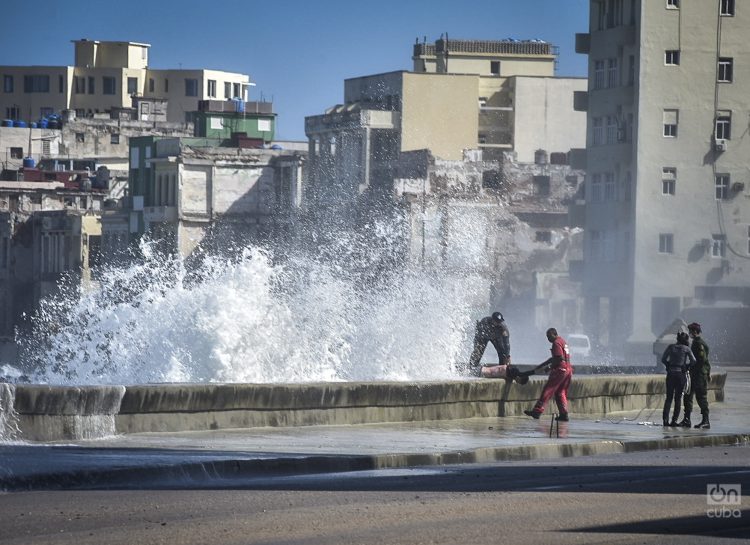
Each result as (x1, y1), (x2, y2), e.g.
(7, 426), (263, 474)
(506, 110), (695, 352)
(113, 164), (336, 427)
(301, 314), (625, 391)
(1, 40), (251, 124)
(577, 0), (750, 361)
(305, 38), (586, 208)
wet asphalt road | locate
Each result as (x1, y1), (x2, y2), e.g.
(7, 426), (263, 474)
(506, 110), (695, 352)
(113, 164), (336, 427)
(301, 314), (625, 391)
(1, 444), (748, 545)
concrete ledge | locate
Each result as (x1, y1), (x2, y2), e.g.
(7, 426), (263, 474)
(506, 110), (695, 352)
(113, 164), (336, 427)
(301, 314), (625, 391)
(5, 372), (728, 441)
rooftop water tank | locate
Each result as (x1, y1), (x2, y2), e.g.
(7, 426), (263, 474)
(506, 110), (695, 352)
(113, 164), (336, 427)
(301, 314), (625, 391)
(15, 120), (27, 128)
(23, 157), (35, 168)
(2, 119), (13, 127)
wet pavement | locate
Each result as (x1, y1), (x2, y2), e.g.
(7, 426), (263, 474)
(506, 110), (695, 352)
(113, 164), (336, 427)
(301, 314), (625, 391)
(1, 366), (748, 491)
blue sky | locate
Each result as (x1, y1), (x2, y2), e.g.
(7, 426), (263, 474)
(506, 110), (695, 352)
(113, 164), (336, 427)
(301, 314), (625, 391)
(1, 0), (589, 140)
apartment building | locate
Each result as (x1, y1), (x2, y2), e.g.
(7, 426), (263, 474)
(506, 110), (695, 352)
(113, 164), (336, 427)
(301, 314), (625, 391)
(0, 40), (251, 124)
(305, 38), (586, 208)
(576, 0), (750, 360)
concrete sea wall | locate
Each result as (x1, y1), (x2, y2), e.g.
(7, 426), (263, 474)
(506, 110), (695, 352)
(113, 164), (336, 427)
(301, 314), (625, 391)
(2, 373), (727, 441)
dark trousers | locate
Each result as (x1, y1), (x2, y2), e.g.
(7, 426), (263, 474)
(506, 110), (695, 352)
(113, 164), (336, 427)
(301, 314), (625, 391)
(683, 372), (709, 417)
(664, 372), (687, 423)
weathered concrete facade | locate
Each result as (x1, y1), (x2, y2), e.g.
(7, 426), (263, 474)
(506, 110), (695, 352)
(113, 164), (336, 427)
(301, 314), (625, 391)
(103, 137), (306, 259)
(0, 182), (107, 341)
(577, 0), (750, 360)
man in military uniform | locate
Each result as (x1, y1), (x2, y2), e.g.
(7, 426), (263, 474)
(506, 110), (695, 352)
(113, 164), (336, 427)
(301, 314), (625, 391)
(680, 322), (711, 429)
(467, 311), (510, 376)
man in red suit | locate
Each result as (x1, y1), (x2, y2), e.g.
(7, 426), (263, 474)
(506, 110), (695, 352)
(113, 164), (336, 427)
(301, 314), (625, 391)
(523, 328), (574, 421)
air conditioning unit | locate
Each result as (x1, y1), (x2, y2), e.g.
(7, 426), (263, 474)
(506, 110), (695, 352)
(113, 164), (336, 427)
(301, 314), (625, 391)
(714, 138), (727, 152)
(732, 181), (745, 192)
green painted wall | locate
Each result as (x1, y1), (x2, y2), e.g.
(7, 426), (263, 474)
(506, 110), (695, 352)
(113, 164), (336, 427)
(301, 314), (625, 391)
(194, 111), (276, 141)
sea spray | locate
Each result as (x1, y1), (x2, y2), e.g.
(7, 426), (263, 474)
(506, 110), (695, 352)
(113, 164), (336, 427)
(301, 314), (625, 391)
(0, 383), (19, 441)
(19, 212), (490, 384)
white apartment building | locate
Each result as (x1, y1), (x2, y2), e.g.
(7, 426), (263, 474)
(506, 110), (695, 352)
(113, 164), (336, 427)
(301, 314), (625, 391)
(1, 40), (251, 124)
(577, 0), (750, 361)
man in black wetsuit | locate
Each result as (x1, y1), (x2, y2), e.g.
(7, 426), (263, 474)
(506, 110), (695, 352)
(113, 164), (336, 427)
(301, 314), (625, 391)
(467, 311), (510, 376)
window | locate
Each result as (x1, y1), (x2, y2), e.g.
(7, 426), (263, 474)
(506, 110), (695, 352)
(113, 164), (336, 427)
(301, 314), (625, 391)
(720, 0), (735, 16)
(258, 118), (272, 132)
(185, 78), (198, 96)
(489, 61), (500, 75)
(665, 50), (680, 65)
(591, 173), (602, 202)
(606, 0), (623, 27)
(604, 172), (616, 200)
(715, 112), (731, 139)
(718, 58), (733, 82)
(102, 76), (116, 95)
(659, 234), (674, 254)
(606, 116), (618, 144)
(3, 74), (12, 93)
(10, 147), (23, 159)
(715, 174), (730, 200)
(533, 175), (551, 196)
(711, 234), (726, 258)
(662, 167), (676, 195)
(592, 117), (604, 145)
(58, 75), (64, 93)
(590, 230), (602, 260)
(111, 133), (120, 144)
(535, 231), (552, 243)
(207, 79), (217, 98)
(607, 58), (618, 87)
(148, 78), (154, 93)
(596, 0), (606, 29)
(6, 106), (19, 119)
(666, 0), (679, 8)
(628, 55), (635, 85)
(747, 226), (750, 255)
(663, 109), (678, 137)
(224, 82), (232, 99)
(603, 230), (616, 262)
(233, 82), (241, 99)
(623, 171), (632, 202)
(593, 60), (605, 89)
(23, 75), (50, 93)
(164, 79), (169, 93)
(127, 77), (138, 95)
(76, 132), (85, 143)
(74, 76), (85, 94)
(88, 76), (95, 94)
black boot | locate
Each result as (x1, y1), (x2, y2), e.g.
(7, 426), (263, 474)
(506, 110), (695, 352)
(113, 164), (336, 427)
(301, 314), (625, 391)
(694, 414), (710, 429)
(555, 413), (569, 422)
(523, 409), (542, 419)
(678, 416), (691, 428)
(663, 418), (670, 427)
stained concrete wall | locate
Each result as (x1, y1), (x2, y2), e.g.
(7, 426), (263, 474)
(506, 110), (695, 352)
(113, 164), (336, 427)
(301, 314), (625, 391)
(4, 373), (727, 441)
